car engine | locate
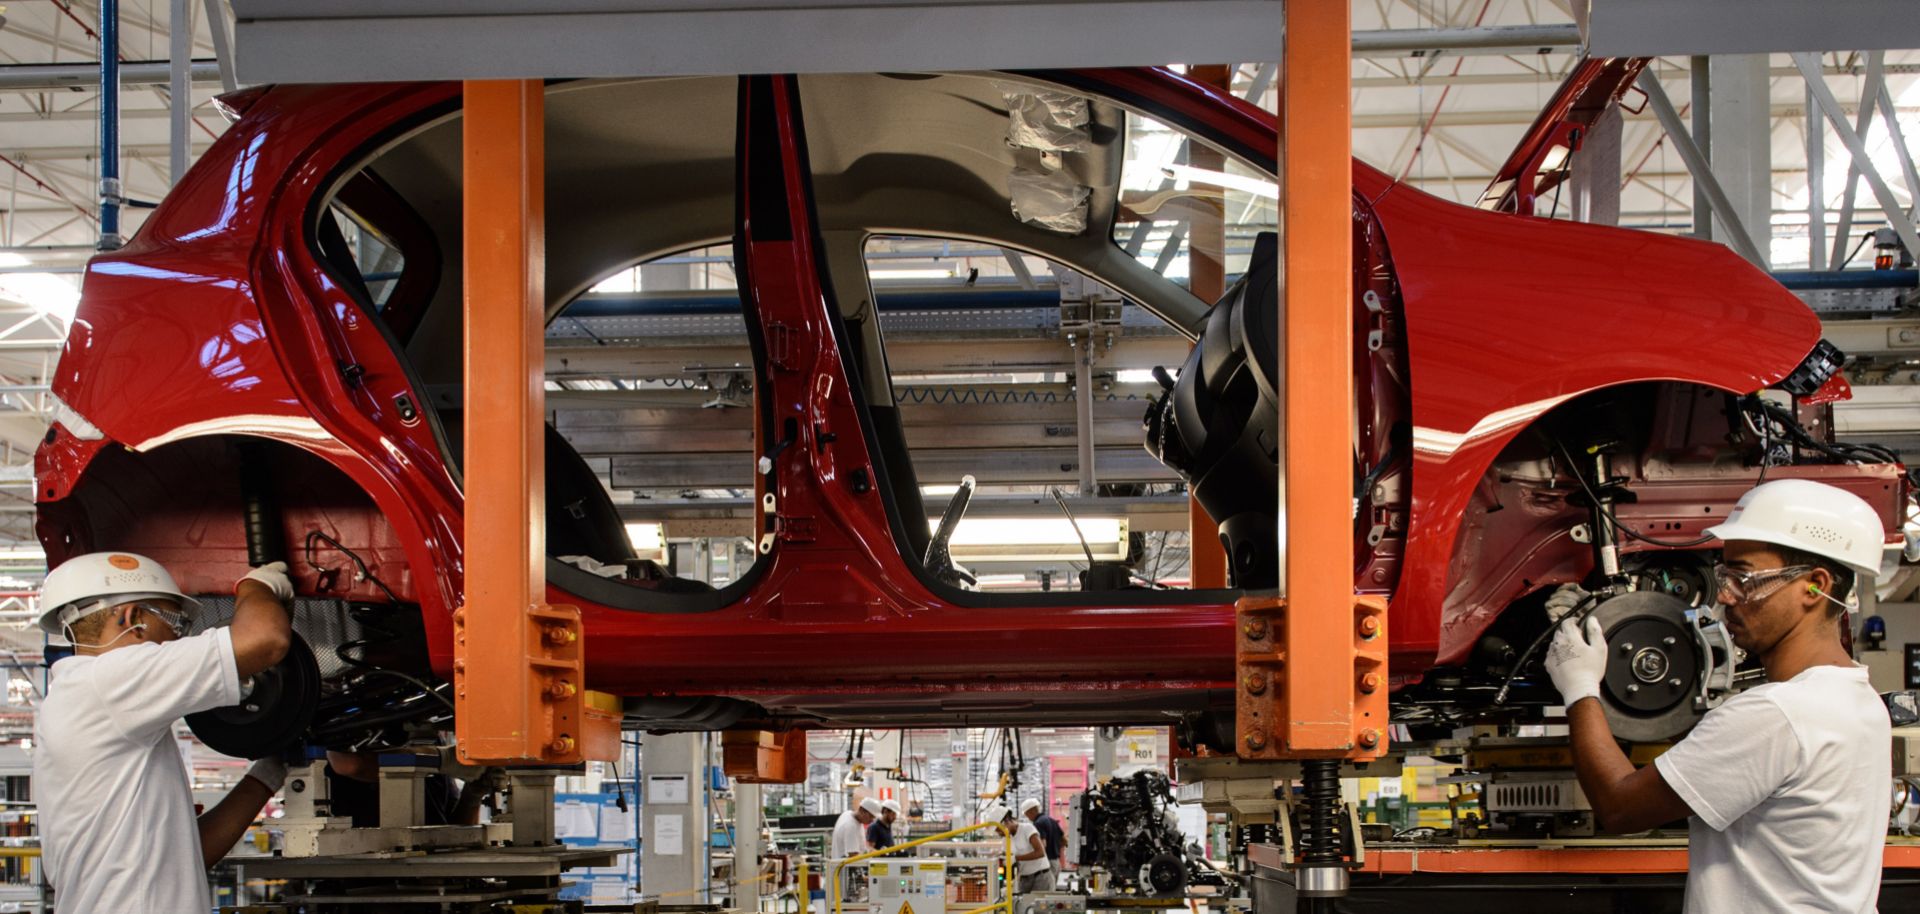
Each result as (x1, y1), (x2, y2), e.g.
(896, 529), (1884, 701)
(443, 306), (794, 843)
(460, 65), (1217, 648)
(1070, 770), (1193, 896)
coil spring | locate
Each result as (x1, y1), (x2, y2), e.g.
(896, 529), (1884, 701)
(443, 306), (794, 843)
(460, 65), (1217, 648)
(1298, 759), (1343, 865)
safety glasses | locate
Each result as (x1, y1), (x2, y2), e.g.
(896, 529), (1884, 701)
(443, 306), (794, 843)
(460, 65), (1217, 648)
(1710, 564), (1815, 605)
(118, 599), (195, 637)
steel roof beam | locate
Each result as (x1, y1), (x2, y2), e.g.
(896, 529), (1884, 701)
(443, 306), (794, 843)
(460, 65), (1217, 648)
(1583, 0), (1920, 56)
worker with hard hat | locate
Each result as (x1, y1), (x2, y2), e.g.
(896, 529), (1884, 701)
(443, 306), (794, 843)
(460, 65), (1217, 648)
(868, 799), (902, 852)
(832, 796), (882, 899)
(1545, 479), (1891, 913)
(1020, 797), (1066, 869)
(982, 802), (1053, 893)
(31, 552), (295, 914)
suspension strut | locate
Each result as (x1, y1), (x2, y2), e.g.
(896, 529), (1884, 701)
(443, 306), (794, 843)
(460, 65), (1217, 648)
(237, 440), (286, 566)
(1294, 758), (1347, 903)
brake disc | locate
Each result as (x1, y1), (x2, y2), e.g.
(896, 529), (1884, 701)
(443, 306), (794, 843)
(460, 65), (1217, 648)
(1590, 591), (1704, 742)
(186, 631), (321, 758)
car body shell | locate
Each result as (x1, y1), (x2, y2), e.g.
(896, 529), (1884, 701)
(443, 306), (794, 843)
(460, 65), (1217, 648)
(36, 68), (1846, 724)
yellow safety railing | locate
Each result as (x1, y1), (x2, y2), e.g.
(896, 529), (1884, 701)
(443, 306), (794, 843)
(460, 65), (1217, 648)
(831, 822), (1016, 914)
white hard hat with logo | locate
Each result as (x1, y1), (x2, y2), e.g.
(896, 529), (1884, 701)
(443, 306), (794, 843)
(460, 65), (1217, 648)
(37, 551), (201, 635)
(1705, 479), (1886, 576)
(881, 799), (902, 816)
(858, 797), (883, 817)
(1019, 798), (1042, 815)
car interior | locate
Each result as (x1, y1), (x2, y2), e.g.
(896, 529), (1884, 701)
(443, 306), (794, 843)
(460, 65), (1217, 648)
(310, 72), (1282, 609)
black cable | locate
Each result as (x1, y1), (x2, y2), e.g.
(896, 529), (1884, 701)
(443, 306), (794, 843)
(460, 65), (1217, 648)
(1048, 488), (1099, 566)
(1838, 231), (1876, 269)
(335, 642), (456, 711)
(305, 530), (403, 604)
(1491, 590), (1603, 707)
(1553, 439), (1715, 548)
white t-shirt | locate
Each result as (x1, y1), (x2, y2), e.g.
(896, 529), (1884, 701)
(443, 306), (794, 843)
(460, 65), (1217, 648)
(1014, 821), (1050, 876)
(33, 628), (243, 914)
(1654, 664), (1889, 914)
(831, 809), (866, 861)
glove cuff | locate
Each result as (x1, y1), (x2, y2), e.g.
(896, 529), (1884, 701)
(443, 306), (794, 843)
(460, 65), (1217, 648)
(1559, 685), (1602, 709)
(246, 758), (288, 793)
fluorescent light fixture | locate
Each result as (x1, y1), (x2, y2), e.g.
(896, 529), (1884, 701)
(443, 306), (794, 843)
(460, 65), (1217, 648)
(1115, 368), (1171, 385)
(0, 549), (45, 562)
(871, 268), (955, 281)
(928, 516), (1129, 563)
(625, 522), (664, 555)
(1161, 164), (1277, 200)
(922, 484), (961, 497)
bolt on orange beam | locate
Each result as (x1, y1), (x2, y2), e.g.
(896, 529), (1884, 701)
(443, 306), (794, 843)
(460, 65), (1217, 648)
(1278, 0), (1378, 757)
(455, 80), (585, 765)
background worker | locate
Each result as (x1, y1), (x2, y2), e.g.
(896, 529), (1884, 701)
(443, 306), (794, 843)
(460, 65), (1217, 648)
(1020, 797), (1065, 869)
(1545, 479), (1890, 913)
(868, 799), (902, 852)
(832, 796), (881, 899)
(32, 553), (296, 914)
(984, 802), (1053, 893)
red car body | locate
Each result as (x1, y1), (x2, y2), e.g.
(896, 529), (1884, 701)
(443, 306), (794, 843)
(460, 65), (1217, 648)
(35, 68), (1903, 730)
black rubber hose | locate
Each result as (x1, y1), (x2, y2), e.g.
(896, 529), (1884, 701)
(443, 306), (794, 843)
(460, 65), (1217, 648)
(237, 440), (286, 566)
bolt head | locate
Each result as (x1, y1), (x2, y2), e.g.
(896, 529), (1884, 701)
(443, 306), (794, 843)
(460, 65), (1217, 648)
(1244, 672), (1268, 695)
(1619, 642), (1634, 653)
(1358, 672), (1381, 693)
(1662, 636), (1678, 646)
(1358, 616), (1381, 638)
(1668, 678), (1684, 688)
(1357, 728), (1381, 749)
(1244, 618), (1269, 640)
(1626, 684), (1640, 694)
(1243, 731), (1267, 751)
(548, 736), (576, 755)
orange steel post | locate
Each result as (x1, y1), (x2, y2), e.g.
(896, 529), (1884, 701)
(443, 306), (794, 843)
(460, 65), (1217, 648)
(1186, 64), (1232, 592)
(454, 80), (585, 765)
(1189, 500), (1228, 588)
(1238, 0), (1385, 761)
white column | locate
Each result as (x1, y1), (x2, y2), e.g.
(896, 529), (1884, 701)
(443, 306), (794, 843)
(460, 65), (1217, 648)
(736, 782), (764, 912)
(1709, 54), (1772, 266)
(641, 733), (707, 898)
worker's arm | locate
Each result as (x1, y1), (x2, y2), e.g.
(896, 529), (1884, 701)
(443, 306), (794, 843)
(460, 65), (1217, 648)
(1016, 832), (1045, 861)
(1568, 698), (1692, 833)
(1546, 614), (1691, 833)
(451, 769), (498, 826)
(197, 759), (286, 868)
(231, 563), (294, 678)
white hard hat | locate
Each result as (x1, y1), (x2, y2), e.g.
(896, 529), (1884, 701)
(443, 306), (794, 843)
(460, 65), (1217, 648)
(1705, 479), (1886, 576)
(979, 803), (1011, 825)
(859, 797), (883, 817)
(1019, 798), (1042, 815)
(37, 551), (200, 635)
(881, 800), (902, 815)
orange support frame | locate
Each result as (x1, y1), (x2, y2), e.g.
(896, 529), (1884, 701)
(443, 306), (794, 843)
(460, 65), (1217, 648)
(454, 80), (588, 765)
(1237, 0), (1384, 761)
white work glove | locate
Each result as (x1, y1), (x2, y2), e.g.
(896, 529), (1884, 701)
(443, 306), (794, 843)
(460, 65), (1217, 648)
(237, 561), (294, 602)
(1543, 582), (1591, 622)
(246, 756), (288, 793)
(1544, 615), (1608, 708)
